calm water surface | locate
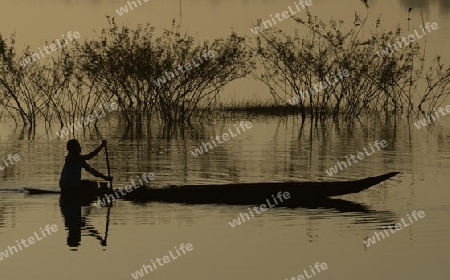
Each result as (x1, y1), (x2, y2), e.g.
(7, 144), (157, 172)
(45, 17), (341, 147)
(1, 0), (450, 279)
(0, 113), (449, 279)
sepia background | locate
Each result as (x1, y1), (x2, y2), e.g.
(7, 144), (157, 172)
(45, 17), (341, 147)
(0, 0), (449, 279)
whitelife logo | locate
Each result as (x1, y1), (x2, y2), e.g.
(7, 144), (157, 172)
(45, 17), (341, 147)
(284, 262), (328, 280)
(0, 224), (58, 262)
(56, 102), (118, 139)
(363, 210), (426, 247)
(413, 104), (450, 129)
(325, 140), (388, 176)
(190, 121), (253, 157)
(250, 0), (313, 35)
(93, 172), (155, 208)
(153, 50), (216, 88)
(115, 0), (149, 16)
(228, 192), (291, 228)
(19, 31), (81, 68)
(0, 153), (20, 171)
(376, 22), (439, 58)
(286, 69), (350, 105)
(130, 243), (193, 279)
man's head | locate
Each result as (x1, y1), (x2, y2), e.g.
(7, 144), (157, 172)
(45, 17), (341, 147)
(66, 139), (81, 154)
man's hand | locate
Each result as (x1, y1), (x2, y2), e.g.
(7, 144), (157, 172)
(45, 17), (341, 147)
(101, 140), (107, 148)
(104, 176), (113, 182)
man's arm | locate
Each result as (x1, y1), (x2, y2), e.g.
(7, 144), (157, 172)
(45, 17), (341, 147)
(82, 161), (108, 180)
(81, 141), (105, 161)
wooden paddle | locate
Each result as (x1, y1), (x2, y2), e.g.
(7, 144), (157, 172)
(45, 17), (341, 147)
(104, 140), (113, 190)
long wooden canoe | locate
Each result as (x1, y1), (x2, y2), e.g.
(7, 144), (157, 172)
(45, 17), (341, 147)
(24, 172), (399, 205)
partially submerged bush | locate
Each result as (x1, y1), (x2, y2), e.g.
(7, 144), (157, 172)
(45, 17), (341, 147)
(0, 18), (254, 133)
(77, 18), (254, 124)
(252, 1), (450, 119)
